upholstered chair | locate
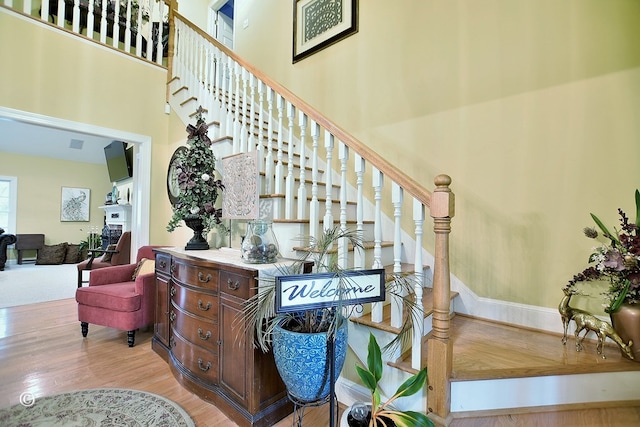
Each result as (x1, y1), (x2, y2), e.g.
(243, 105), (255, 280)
(0, 229), (17, 271)
(75, 245), (162, 347)
(76, 231), (131, 288)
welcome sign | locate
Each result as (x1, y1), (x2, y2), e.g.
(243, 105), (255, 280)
(274, 269), (386, 312)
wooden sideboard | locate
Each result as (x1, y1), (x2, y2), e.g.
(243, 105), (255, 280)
(152, 247), (297, 427)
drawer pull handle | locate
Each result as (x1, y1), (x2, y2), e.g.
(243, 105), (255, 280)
(170, 286), (176, 297)
(198, 300), (211, 311)
(198, 272), (212, 283)
(169, 312), (176, 323)
(198, 328), (212, 340)
(198, 358), (211, 372)
(159, 260), (167, 269)
(170, 264), (176, 273)
(227, 278), (240, 290)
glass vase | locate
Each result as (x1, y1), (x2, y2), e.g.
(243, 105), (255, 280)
(241, 220), (279, 264)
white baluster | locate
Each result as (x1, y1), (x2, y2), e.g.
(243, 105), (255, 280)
(390, 183), (404, 329)
(71, 0), (80, 33)
(323, 132), (335, 231)
(240, 69), (249, 152)
(232, 61), (241, 153)
(133, 0), (142, 57)
(412, 199), (425, 370)
(56, 0), (65, 27)
(248, 74), (258, 153)
(372, 168), (384, 271)
(308, 121), (320, 239)
(338, 141), (349, 269)
(224, 57), (234, 142)
(40, 0), (49, 21)
(86, 0), (94, 40)
(123, 0), (132, 53)
(285, 102), (296, 219)
(98, 0), (108, 43)
(154, 1), (165, 65)
(354, 154), (365, 270)
(263, 82), (274, 194)
(297, 112), (308, 220)
(274, 94), (285, 198)
(112, 0), (120, 48)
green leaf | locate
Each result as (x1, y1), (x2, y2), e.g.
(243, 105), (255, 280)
(355, 365), (378, 392)
(635, 189), (640, 228)
(366, 333), (383, 383)
(609, 279), (631, 313)
(393, 368), (427, 398)
(382, 410), (434, 427)
(590, 213), (621, 245)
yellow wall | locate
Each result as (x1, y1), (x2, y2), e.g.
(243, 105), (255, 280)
(1, 152), (112, 246)
(234, 0), (640, 312)
(0, 10), (174, 247)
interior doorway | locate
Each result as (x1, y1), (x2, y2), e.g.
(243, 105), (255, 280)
(208, 0), (234, 49)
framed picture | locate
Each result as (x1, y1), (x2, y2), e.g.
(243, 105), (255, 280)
(61, 187), (90, 222)
(293, 0), (358, 63)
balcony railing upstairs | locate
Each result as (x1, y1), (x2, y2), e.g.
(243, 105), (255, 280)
(4, 0), (168, 64)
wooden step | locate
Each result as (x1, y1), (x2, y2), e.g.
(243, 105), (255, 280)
(391, 314), (640, 379)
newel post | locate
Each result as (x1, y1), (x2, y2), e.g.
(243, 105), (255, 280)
(427, 174), (454, 426)
(166, 0), (178, 103)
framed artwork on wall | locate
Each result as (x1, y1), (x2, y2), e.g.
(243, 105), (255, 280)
(60, 187), (90, 222)
(293, 0), (358, 63)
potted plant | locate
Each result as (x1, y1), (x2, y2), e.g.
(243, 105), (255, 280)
(346, 333), (434, 427)
(241, 226), (426, 403)
(567, 189), (640, 360)
(166, 106), (226, 249)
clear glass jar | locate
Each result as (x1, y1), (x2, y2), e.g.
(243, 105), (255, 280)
(241, 220), (280, 264)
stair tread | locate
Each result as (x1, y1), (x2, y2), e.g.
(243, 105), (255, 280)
(392, 314), (640, 380)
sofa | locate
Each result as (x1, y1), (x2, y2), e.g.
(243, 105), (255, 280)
(0, 229), (17, 271)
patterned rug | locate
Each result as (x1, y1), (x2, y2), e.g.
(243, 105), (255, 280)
(0, 388), (195, 427)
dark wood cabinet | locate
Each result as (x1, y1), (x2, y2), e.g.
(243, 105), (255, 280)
(152, 248), (294, 427)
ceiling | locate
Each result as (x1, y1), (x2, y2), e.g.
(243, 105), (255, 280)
(0, 118), (111, 165)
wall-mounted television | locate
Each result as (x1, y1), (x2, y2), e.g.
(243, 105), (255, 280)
(104, 141), (133, 182)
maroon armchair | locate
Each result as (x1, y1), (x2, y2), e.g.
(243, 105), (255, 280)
(75, 245), (161, 347)
(77, 231), (131, 288)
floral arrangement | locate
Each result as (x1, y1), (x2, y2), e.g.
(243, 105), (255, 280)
(166, 107), (225, 235)
(567, 189), (640, 313)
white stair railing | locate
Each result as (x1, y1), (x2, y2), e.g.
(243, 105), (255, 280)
(169, 12), (451, 372)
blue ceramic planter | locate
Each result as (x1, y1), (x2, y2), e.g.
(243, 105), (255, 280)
(272, 318), (348, 403)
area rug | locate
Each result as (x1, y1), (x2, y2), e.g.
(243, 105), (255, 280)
(0, 388), (195, 427)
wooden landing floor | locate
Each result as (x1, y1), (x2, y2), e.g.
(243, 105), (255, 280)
(446, 314), (640, 381)
(1, 299), (639, 426)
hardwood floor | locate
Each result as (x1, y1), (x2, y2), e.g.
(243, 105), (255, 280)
(1, 299), (639, 426)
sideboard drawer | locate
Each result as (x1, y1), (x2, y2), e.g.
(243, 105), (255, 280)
(172, 260), (219, 291)
(171, 284), (218, 322)
(220, 270), (253, 300)
(172, 330), (219, 384)
(171, 305), (219, 353)
(155, 252), (171, 275)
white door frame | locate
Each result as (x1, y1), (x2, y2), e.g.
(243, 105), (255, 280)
(0, 106), (151, 260)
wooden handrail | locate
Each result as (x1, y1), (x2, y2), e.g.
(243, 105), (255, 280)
(170, 10), (433, 208)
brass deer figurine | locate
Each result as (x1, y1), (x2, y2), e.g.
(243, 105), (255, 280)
(559, 286), (634, 360)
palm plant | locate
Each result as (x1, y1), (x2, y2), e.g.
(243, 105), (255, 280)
(351, 333), (434, 427)
(240, 226), (425, 354)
